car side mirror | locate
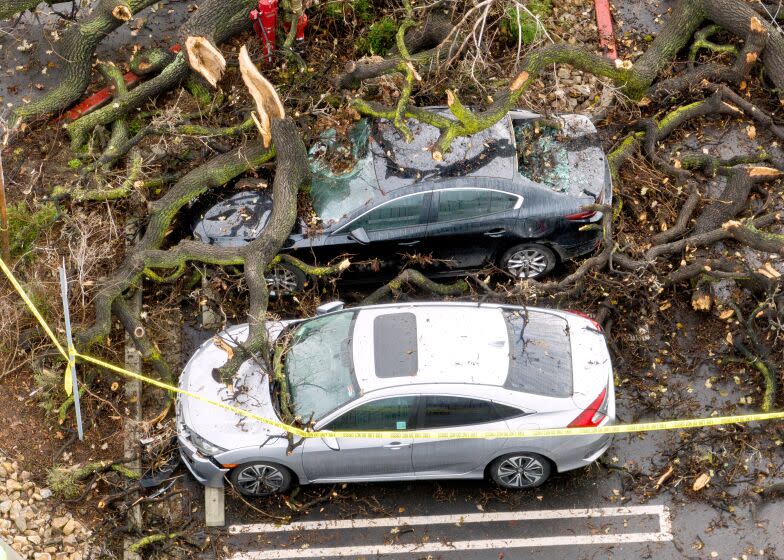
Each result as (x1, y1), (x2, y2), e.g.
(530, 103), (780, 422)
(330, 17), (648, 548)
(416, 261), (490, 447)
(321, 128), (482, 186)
(348, 227), (370, 245)
(315, 301), (345, 315)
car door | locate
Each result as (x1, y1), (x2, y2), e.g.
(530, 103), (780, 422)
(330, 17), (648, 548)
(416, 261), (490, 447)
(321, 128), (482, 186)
(423, 187), (522, 274)
(411, 395), (510, 476)
(301, 395), (419, 482)
(309, 192), (433, 280)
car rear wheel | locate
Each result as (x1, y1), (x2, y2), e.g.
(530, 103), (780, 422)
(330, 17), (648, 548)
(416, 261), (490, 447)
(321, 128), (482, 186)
(230, 462), (294, 496)
(265, 262), (306, 295)
(501, 243), (556, 279)
(489, 453), (551, 489)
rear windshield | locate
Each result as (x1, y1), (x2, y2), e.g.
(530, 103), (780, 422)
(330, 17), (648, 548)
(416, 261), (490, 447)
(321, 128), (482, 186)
(503, 310), (572, 397)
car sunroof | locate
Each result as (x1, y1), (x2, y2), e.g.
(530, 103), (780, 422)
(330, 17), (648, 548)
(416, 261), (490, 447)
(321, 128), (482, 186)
(373, 312), (418, 378)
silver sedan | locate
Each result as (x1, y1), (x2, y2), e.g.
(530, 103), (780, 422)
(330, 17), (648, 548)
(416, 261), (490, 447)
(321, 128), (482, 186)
(176, 301), (615, 496)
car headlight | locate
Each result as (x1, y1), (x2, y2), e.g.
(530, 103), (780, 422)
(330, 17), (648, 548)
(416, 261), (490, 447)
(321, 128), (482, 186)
(187, 429), (226, 456)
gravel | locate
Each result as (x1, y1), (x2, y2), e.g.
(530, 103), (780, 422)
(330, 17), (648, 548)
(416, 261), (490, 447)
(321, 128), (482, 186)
(0, 457), (92, 560)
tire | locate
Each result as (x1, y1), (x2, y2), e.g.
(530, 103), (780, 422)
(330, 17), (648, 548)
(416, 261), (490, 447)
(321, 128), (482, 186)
(501, 243), (556, 279)
(488, 452), (551, 489)
(229, 461), (294, 497)
(265, 262), (306, 295)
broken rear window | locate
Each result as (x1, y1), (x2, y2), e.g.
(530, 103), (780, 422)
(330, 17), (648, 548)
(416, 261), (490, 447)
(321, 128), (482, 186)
(503, 310), (572, 397)
(513, 119), (571, 193)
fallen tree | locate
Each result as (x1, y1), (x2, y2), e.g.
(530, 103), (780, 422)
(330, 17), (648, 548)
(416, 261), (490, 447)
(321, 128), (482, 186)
(77, 47), (310, 384)
(9, 0), (775, 395)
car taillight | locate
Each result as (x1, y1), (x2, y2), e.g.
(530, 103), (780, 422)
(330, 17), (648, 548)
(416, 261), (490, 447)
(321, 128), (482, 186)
(567, 309), (603, 332)
(564, 210), (596, 221)
(568, 387), (608, 428)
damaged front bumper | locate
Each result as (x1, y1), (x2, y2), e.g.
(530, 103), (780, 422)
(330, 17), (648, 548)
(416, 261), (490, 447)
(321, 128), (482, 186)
(177, 430), (229, 488)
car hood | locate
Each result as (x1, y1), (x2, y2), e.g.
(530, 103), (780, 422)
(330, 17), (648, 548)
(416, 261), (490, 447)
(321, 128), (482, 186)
(192, 191), (273, 247)
(177, 322), (295, 449)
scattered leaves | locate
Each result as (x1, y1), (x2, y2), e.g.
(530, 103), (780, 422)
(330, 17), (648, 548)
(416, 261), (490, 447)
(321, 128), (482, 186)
(693, 473), (711, 492)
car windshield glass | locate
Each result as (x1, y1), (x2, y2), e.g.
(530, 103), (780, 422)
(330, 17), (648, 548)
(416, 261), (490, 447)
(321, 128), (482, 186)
(513, 119), (571, 193)
(283, 311), (358, 420)
(309, 119), (379, 226)
(503, 309), (573, 397)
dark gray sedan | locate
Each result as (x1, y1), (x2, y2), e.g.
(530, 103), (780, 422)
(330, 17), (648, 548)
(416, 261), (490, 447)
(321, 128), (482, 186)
(194, 109), (612, 290)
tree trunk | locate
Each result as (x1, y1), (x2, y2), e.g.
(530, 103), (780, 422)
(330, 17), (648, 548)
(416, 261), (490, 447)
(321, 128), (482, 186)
(66, 0), (255, 148)
(12, 0), (158, 123)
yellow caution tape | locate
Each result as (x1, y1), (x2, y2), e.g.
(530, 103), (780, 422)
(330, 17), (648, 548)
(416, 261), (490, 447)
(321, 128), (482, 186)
(2, 257), (783, 440)
(64, 344), (77, 397)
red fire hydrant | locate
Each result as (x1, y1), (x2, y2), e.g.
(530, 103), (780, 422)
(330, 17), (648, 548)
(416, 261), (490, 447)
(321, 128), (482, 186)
(283, 12), (308, 43)
(250, 0), (278, 63)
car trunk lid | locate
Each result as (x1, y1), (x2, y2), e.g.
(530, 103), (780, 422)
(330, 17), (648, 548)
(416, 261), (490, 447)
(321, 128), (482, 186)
(565, 313), (613, 409)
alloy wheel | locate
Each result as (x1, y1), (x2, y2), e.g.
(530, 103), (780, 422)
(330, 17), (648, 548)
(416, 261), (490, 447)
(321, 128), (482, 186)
(506, 248), (550, 278)
(235, 464), (286, 495)
(496, 455), (545, 487)
(265, 266), (300, 293)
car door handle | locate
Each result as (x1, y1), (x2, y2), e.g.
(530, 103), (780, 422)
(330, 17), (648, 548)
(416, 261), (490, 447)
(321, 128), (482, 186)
(384, 441), (412, 449)
(484, 228), (506, 238)
(398, 240), (420, 246)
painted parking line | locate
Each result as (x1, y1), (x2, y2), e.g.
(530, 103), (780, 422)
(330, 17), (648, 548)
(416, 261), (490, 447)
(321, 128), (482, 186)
(227, 505), (672, 559)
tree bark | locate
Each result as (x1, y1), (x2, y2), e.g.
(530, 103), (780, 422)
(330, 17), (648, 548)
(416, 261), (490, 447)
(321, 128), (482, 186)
(66, 0), (255, 148)
(12, 0), (158, 123)
(78, 141), (275, 348)
(0, 0), (49, 19)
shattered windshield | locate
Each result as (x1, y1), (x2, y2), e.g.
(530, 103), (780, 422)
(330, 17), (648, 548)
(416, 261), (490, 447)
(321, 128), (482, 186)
(309, 119), (379, 226)
(283, 311), (359, 420)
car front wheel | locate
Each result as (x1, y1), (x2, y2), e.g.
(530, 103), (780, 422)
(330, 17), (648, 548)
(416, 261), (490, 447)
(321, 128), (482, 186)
(489, 453), (551, 489)
(265, 262), (306, 295)
(229, 461), (294, 496)
(501, 243), (556, 279)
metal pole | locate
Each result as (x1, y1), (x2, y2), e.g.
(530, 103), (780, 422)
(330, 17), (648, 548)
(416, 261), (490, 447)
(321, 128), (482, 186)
(59, 259), (83, 440)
